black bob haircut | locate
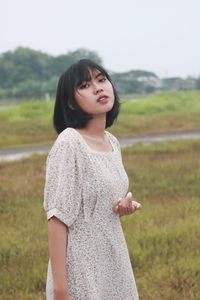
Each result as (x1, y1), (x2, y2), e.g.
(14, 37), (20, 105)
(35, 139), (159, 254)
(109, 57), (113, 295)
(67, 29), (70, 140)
(53, 59), (121, 134)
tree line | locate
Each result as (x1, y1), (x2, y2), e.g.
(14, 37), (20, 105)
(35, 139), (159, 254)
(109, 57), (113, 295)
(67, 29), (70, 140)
(0, 47), (199, 99)
(0, 47), (102, 99)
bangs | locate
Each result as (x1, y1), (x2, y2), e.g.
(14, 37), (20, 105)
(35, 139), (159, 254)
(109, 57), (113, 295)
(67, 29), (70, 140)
(74, 66), (93, 87)
(71, 60), (109, 89)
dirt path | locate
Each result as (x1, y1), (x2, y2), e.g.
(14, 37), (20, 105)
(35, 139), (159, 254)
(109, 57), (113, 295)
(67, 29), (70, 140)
(0, 130), (200, 161)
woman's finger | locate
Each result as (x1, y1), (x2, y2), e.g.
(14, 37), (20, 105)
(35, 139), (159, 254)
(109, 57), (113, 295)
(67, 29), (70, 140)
(127, 194), (133, 209)
(112, 198), (122, 213)
(118, 202), (128, 215)
(132, 201), (142, 210)
(126, 192), (132, 204)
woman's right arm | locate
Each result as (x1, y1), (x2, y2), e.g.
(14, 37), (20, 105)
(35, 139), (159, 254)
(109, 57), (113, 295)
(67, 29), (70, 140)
(48, 217), (72, 300)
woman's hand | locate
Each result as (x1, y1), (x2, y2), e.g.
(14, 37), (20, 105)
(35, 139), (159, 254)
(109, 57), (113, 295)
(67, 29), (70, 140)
(112, 192), (141, 216)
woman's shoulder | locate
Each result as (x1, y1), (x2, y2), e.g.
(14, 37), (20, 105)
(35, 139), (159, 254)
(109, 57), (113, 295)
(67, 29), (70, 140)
(105, 130), (121, 149)
(56, 127), (77, 142)
(49, 127), (81, 156)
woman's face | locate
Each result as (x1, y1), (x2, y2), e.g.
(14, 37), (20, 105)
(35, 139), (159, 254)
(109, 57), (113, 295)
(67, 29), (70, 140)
(74, 69), (115, 115)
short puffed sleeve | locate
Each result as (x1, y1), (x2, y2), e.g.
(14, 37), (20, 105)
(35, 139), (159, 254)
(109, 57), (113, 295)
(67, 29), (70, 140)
(43, 137), (83, 227)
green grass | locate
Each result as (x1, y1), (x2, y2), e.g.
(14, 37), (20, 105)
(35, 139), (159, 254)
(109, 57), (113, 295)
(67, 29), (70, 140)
(0, 90), (200, 148)
(0, 139), (200, 299)
(121, 90), (200, 114)
(0, 100), (56, 148)
(113, 90), (200, 136)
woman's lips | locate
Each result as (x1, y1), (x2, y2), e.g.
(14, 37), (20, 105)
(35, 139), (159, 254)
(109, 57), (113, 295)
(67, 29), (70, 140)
(97, 95), (109, 104)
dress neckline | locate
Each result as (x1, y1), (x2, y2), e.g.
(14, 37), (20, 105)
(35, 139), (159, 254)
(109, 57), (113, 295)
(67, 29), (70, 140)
(69, 127), (116, 155)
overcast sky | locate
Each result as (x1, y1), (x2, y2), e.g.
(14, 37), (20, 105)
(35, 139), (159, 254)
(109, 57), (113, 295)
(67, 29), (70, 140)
(1, 0), (200, 78)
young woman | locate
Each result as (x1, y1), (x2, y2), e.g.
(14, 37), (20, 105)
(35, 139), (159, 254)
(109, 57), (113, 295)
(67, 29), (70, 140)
(44, 59), (141, 300)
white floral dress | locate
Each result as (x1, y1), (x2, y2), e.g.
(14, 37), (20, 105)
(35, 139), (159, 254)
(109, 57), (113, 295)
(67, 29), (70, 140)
(44, 127), (139, 300)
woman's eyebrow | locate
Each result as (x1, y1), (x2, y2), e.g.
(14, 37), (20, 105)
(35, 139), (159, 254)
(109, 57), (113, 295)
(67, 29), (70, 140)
(79, 75), (91, 84)
(94, 72), (103, 79)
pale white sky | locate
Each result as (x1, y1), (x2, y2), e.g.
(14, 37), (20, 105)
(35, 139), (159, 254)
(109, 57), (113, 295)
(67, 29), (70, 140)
(1, 0), (200, 78)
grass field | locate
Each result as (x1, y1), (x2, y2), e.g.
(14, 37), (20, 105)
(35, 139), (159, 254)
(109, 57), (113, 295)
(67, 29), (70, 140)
(0, 90), (200, 148)
(0, 139), (200, 299)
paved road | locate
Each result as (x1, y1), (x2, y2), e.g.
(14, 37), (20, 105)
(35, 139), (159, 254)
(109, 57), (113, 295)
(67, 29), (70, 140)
(0, 130), (200, 161)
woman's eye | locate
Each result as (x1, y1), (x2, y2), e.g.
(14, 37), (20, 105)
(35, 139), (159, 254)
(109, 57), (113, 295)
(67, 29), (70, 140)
(80, 82), (89, 89)
(99, 77), (106, 82)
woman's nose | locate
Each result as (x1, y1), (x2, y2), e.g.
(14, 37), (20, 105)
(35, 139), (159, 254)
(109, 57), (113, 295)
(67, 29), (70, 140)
(93, 81), (103, 94)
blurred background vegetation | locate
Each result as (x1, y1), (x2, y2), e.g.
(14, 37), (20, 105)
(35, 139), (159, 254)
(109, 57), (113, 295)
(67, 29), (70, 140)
(0, 47), (200, 100)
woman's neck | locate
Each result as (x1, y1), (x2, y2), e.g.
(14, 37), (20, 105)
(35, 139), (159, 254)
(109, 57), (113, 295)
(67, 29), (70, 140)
(78, 114), (106, 139)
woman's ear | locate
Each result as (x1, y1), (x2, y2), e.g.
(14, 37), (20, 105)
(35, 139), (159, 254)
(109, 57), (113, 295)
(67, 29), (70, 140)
(67, 102), (75, 110)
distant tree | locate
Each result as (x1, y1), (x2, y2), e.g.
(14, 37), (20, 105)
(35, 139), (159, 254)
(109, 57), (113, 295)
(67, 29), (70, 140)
(42, 76), (58, 96)
(48, 48), (102, 76)
(48, 55), (71, 76)
(0, 47), (102, 98)
(12, 80), (43, 98)
(145, 85), (155, 93)
(0, 47), (51, 88)
(196, 77), (200, 90)
(111, 70), (159, 94)
(67, 49), (102, 65)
